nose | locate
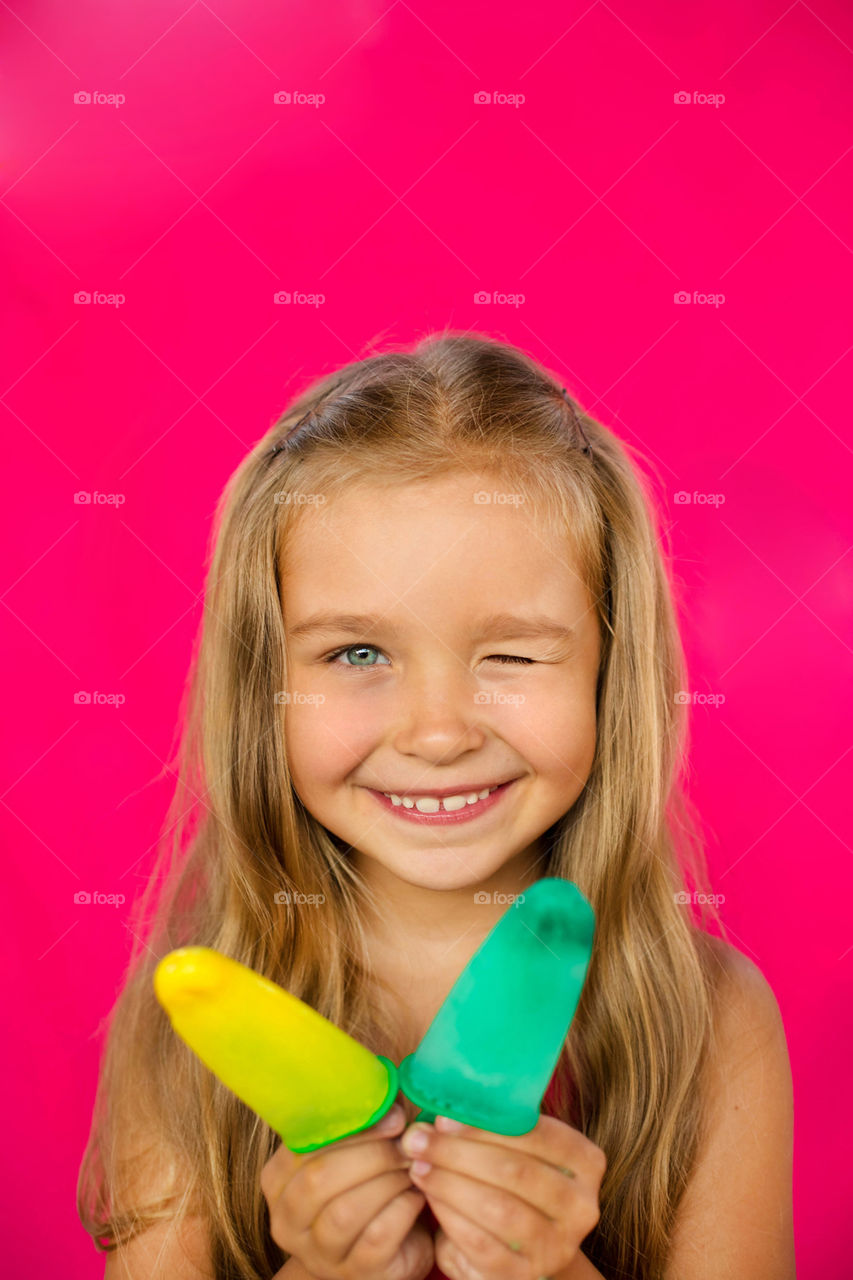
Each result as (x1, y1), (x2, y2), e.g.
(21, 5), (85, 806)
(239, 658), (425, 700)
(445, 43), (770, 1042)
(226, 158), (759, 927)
(390, 660), (487, 761)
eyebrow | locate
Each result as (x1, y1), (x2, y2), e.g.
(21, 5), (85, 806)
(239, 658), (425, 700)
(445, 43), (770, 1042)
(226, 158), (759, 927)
(286, 611), (576, 645)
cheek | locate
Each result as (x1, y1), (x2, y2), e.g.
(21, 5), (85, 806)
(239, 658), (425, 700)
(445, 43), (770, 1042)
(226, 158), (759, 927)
(284, 699), (380, 789)
(510, 691), (597, 775)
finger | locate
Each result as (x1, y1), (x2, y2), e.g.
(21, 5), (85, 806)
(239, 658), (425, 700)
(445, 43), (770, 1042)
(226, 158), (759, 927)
(423, 1167), (600, 1274)
(436, 1229), (489, 1280)
(260, 1142), (307, 1207)
(263, 1106), (405, 1211)
(432, 1207), (533, 1280)
(336, 1105), (408, 1147)
(309, 1169), (420, 1264)
(409, 1165), (559, 1270)
(433, 1113), (597, 1178)
(283, 1133), (412, 1238)
(403, 1126), (587, 1222)
(347, 1186), (431, 1275)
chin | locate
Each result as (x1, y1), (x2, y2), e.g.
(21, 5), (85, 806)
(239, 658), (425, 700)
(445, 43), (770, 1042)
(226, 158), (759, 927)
(380, 851), (500, 892)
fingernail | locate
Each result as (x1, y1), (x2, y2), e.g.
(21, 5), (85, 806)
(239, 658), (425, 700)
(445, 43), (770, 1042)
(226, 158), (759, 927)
(401, 1126), (430, 1154)
(435, 1115), (463, 1131)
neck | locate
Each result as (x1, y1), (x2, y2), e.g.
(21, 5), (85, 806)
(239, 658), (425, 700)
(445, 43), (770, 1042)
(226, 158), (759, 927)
(355, 840), (547, 1011)
(365, 839), (543, 935)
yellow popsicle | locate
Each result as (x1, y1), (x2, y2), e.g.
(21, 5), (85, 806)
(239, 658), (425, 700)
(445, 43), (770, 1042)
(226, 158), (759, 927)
(154, 947), (398, 1152)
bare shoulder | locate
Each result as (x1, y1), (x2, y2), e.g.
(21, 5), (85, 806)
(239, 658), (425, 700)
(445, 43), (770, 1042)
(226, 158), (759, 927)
(664, 934), (795, 1279)
(103, 1213), (213, 1279)
(704, 934), (790, 1064)
(99, 1122), (213, 1279)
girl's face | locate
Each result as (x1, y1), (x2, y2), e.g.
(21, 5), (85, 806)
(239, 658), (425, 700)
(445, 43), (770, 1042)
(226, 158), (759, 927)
(281, 474), (601, 893)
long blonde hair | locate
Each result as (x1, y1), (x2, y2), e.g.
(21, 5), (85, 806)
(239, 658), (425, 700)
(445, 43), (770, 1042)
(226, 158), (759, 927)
(78, 332), (727, 1279)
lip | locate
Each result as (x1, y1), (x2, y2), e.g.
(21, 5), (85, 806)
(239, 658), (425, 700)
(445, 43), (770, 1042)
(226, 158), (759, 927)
(365, 778), (518, 825)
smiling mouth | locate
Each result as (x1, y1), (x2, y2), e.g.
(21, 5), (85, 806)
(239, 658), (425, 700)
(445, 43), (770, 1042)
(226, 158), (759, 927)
(365, 779), (518, 823)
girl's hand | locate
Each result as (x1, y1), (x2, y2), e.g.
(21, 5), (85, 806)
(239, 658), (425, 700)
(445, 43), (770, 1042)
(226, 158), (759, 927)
(261, 1103), (434, 1280)
(398, 1113), (606, 1280)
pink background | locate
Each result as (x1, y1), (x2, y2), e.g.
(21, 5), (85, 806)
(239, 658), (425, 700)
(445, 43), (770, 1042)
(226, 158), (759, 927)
(2, 2), (851, 1275)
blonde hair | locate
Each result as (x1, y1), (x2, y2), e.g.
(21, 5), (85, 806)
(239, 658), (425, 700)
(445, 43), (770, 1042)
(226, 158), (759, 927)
(78, 331), (728, 1279)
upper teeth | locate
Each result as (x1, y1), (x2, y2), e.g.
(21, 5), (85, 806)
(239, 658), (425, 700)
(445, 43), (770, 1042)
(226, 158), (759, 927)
(382, 785), (501, 813)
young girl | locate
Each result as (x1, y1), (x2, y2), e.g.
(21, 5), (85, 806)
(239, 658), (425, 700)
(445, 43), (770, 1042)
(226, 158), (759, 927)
(78, 333), (795, 1280)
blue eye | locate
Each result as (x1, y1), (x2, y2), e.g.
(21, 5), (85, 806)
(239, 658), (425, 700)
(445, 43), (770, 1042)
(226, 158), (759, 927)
(323, 646), (534, 668)
(325, 645), (390, 668)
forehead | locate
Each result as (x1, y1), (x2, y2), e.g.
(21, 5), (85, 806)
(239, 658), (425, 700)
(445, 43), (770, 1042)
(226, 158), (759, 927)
(280, 475), (593, 629)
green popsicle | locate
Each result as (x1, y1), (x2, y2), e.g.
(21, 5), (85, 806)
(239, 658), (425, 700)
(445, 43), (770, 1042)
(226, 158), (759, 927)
(397, 877), (595, 1133)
